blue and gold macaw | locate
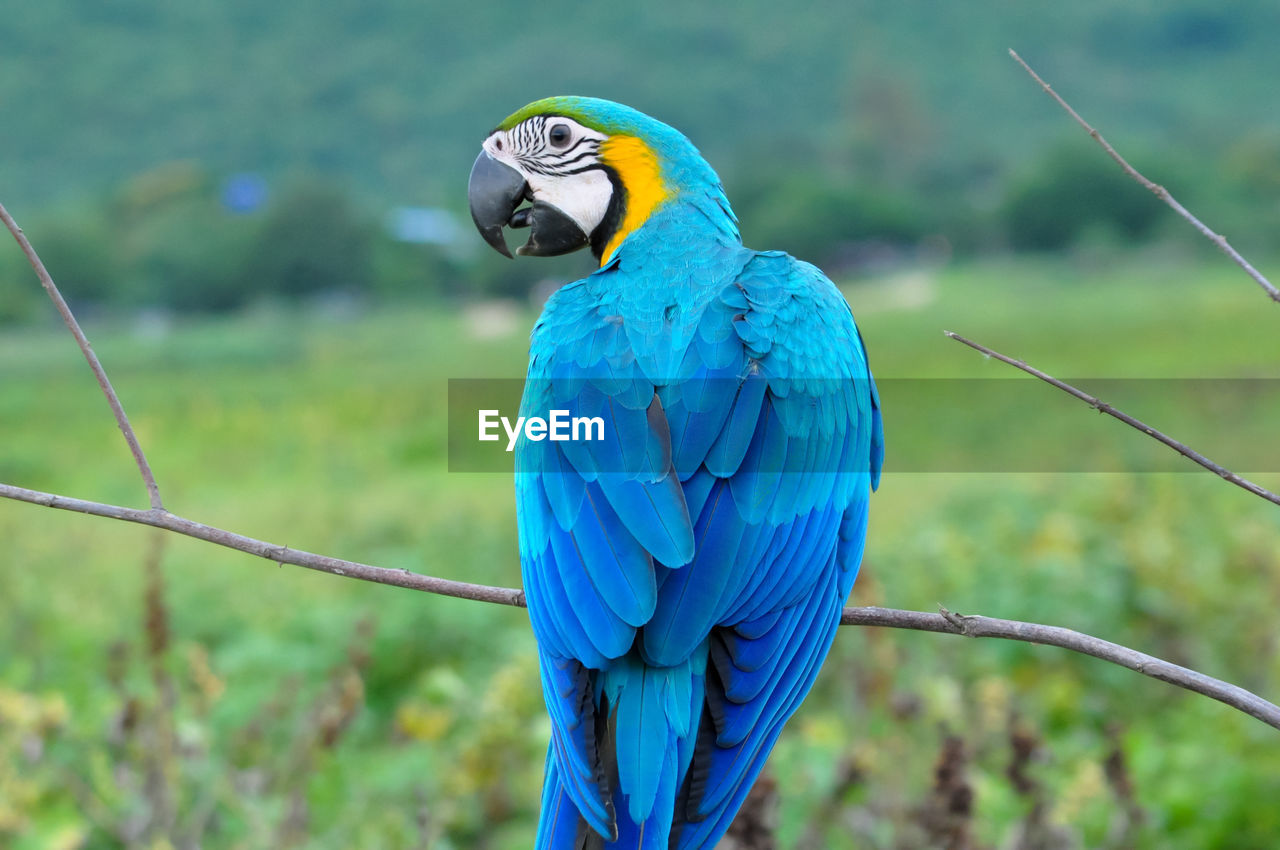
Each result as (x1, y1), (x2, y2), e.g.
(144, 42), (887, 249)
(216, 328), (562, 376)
(468, 98), (882, 849)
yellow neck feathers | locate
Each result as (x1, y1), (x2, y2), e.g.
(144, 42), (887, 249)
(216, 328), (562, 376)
(598, 136), (673, 265)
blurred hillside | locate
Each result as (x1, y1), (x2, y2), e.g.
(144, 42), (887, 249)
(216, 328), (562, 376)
(2, 1), (1280, 316)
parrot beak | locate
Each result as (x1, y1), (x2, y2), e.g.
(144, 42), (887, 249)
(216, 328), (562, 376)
(468, 151), (590, 259)
(468, 151), (523, 258)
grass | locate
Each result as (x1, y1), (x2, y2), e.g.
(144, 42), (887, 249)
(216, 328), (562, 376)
(2, 252), (1279, 848)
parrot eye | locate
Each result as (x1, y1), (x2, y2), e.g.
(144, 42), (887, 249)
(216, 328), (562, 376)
(548, 123), (572, 148)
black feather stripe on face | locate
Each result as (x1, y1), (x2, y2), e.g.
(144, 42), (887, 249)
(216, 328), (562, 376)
(588, 167), (625, 261)
(508, 114), (605, 177)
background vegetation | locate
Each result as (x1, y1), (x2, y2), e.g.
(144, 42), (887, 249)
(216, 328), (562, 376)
(2, 1), (1279, 848)
(3, 0), (1280, 316)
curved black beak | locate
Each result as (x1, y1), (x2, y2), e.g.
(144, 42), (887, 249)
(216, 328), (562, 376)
(467, 150), (590, 259)
(468, 151), (525, 258)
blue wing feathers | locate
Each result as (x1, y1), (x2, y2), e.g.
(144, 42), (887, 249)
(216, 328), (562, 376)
(664, 362), (742, 478)
(614, 665), (668, 821)
(538, 757), (593, 849)
(543, 530), (634, 658)
(725, 507), (837, 625)
(719, 510), (810, 621)
(703, 370), (767, 478)
(595, 474), (693, 569)
(726, 395), (786, 524)
(568, 486), (657, 627)
(713, 562), (837, 748)
(677, 467), (717, 525)
(521, 550), (572, 661)
(540, 448), (587, 531)
(539, 655), (614, 837)
(642, 481), (745, 666)
(696, 566), (844, 813)
(732, 607), (786, 641)
(522, 239), (878, 848)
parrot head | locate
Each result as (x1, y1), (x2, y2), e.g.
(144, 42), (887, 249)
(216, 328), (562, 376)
(468, 97), (734, 265)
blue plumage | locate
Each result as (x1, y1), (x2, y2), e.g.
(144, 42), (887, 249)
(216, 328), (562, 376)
(485, 97), (882, 849)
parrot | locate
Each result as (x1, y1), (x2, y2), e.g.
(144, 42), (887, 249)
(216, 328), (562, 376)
(467, 97), (883, 849)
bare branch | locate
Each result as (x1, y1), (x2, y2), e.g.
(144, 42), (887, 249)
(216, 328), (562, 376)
(1008, 48), (1280, 304)
(0, 202), (165, 509)
(0, 481), (525, 608)
(945, 331), (1280, 508)
(845, 606), (1280, 732)
(2, 479), (1277, 732)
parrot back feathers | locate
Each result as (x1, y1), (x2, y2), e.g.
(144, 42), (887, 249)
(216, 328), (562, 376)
(521, 206), (880, 849)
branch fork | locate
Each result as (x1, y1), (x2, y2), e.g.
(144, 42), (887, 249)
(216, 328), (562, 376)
(939, 606), (976, 636)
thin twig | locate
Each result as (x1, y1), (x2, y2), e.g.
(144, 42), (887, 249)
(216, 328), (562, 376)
(0, 481), (525, 608)
(945, 331), (1280, 508)
(1, 479), (1276, 731)
(0, 202), (165, 509)
(1009, 48), (1280, 304)
(846, 606), (1280, 732)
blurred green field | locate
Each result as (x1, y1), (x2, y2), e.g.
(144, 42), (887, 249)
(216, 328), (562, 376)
(2, 254), (1280, 849)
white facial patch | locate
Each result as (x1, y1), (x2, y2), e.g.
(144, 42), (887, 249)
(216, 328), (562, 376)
(525, 168), (613, 235)
(483, 117), (613, 237)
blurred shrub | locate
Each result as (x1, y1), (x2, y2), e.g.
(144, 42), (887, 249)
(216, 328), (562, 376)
(240, 178), (374, 301)
(1207, 131), (1280, 255)
(996, 130), (1279, 262)
(0, 168), (399, 320)
(1001, 143), (1167, 251)
(1223, 132), (1280, 200)
(0, 247), (43, 325)
(23, 208), (123, 310)
(735, 171), (934, 268)
(371, 238), (459, 301)
(115, 164), (259, 312)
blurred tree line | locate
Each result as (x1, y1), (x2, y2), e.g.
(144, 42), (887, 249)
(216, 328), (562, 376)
(3, 1), (1280, 322)
(2, 130), (1278, 323)
(0, 163), (464, 321)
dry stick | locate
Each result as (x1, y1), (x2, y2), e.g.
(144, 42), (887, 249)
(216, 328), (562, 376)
(0, 482), (526, 608)
(1009, 49), (1280, 304)
(945, 331), (1280, 508)
(2, 478), (1278, 732)
(0, 202), (165, 510)
(844, 606), (1280, 732)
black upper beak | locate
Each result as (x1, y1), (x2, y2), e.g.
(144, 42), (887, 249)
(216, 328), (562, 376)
(468, 150), (590, 259)
(468, 151), (525, 258)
